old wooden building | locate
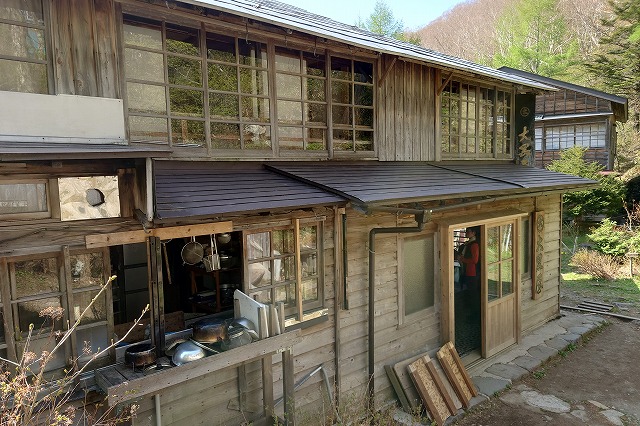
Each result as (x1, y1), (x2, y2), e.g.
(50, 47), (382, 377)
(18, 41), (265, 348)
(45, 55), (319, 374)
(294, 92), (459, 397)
(0, 0), (595, 424)
(500, 67), (628, 171)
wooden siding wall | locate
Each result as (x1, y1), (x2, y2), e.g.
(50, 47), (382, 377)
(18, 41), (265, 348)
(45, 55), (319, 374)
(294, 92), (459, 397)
(377, 56), (436, 161)
(521, 194), (562, 332)
(132, 212), (337, 425)
(536, 147), (610, 170)
(50, 0), (119, 98)
(536, 88), (612, 116)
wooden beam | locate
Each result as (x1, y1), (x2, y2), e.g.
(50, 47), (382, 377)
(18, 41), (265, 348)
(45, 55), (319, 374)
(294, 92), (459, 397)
(107, 329), (302, 405)
(85, 221), (233, 248)
(436, 73), (454, 96)
(378, 56), (397, 87)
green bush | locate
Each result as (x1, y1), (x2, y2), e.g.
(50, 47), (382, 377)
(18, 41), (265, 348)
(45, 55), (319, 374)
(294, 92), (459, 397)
(588, 218), (640, 257)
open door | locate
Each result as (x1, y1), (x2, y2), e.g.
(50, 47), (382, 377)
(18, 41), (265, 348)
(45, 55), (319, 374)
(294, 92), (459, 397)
(482, 221), (518, 358)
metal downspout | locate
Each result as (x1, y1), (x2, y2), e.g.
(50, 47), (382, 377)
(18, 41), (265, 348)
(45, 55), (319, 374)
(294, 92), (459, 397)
(367, 209), (431, 404)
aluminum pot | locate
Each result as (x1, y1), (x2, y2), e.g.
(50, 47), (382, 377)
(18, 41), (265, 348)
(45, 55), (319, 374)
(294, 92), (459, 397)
(171, 340), (206, 366)
(192, 317), (227, 343)
(124, 343), (157, 368)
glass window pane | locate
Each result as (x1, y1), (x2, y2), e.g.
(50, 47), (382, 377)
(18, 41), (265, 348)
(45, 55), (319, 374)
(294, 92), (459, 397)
(125, 48), (163, 83)
(333, 130), (353, 151)
(211, 122), (240, 149)
(307, 128), (326, 150)
(17, 336), (65, 372)
(403, 236), (435, 315)
(252, 289), (271, 304)
(127, 82), (166, 114)
(129, 116), (168, 143)
(0, 59), (47, 93)
(302, 253), (317, 277)
(354, 84), (373, 106)
(210, 93), (239, 119)
(239, 40), (268, 68)
(304, 52), (325, 76)
(355, 108), (373, 127)
(76, 326), (108, 359)
(1, 0), (44, 25)
(0, 310), (5, 343)
(73, 290), (106, 324)
(0, 183), (47, 215)
(331, 57), (351, 80)
(169, 88), (203, 117)
(502, 224), (513, 260)
(331, 81), (352, 104)
(276, 257), (295, 283)
(486, 226), (499, 264)
(244, 125), (271, 149)
(248, 261), (271, 289)
(355, 131), (374, 151)
(0, 24), (46, 60)
(279, 126), (304, 150)
(248, 233), (270, 260)
(354, 61), (373, 83)
(171, 119), (205, 146)
(15, 258), (59, 297)
(168, 56), (202, 87)
(239, 69), (269, 95)
(300, 226), (317, 250)
(70, 252), (104, 289)
(18, 296), (63, 332)
(502, 261), (513, 296)
(276, 74), (301, 98)
(306, 78), (325, 101)
(206, 33), (235, 63)
(306, 103), (326, 124)
(332, 105), (352, 126)
(241, 97), (270, 122)
(487, 264), (499, 301)
(166, 23), (199, 56)
(275, 47), (300, 73)
(208, 63), (237, 92)
(277, 100), (302, 124)
(273, 229), (295, 255)
(520, 218), (531, 275)
(123, 22), (162, 50)
(301, 278), (318, 302)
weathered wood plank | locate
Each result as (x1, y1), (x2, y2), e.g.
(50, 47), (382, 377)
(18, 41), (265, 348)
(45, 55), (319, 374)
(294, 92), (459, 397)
(69, 0), (99, 96)
(93, 0), (119, 98)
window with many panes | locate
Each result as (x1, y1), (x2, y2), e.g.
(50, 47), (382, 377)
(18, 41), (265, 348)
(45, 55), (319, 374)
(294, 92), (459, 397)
(441, 79), (511, 158)
(0, 0), (48, 94)
(2, 249), (110, 372)
(536, 122), (606, 151)
(245, 222), (322, 319)
(486, 224), (514, 301)
(123, 14), (374, 155)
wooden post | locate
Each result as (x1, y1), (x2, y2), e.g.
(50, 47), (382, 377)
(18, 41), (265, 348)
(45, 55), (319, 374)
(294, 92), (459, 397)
(282, 347), (295, 425)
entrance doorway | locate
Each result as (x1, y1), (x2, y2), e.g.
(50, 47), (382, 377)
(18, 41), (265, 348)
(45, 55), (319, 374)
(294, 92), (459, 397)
(453, 227), (481, 357)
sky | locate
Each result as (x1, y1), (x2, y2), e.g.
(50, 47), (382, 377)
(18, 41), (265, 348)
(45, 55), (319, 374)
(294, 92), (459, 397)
(276, 0), (469, 30)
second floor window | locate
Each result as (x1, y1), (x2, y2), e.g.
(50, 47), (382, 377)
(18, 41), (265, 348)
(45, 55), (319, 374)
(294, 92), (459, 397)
(0, 0), (48, 94)
(441, 79), (512, 159)
(123, 15), (374, 155)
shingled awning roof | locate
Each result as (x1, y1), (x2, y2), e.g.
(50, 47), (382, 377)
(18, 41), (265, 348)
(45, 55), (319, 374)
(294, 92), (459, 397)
(265, 161), (597, 206)
(153, 161), (347, 220)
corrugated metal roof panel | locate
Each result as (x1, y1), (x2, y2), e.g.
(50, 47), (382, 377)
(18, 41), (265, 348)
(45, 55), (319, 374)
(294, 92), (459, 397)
(153, 161), (346, 220)
(266, 161), (596, 205)
(181, 0), (554, 90)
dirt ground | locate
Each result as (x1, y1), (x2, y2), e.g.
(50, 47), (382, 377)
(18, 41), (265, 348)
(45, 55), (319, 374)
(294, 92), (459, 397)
(453, 319), (640, 426)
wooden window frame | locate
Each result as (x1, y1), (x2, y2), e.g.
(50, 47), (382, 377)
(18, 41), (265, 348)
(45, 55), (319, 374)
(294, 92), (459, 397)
(243, 219), (324, 322)
(0, 0), (53, 94)
(440, 78), (513, 160)
(539, 121), (607, 151)
(0, 178), (56, 220)
(485, 223), (515, 302)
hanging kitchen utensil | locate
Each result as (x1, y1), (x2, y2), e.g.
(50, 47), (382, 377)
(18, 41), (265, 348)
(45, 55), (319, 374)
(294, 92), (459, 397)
(181, 236), (204, 265)
(204, 233), (220, 272)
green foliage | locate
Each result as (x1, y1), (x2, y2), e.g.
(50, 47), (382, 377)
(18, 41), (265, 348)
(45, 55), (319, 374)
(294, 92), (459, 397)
(547, 147), (626, 219)
(356, 1), (421, 45)
(491, 0), (579, 78)
(588, 219), (630, 257)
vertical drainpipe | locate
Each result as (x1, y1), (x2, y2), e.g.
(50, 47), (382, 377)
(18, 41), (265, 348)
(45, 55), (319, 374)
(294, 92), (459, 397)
(367, 210), (431, 405)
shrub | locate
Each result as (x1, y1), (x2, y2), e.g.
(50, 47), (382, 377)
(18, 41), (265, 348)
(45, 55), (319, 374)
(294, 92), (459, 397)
(570, 249), (620, 280)
(588, 218), (640, 257)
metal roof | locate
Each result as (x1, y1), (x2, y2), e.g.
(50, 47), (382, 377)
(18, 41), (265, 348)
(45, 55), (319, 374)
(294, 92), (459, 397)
(180, 0), (554, 91)
(498, 67), (629, 106)
(153, 161), (347, 220)
(0, 142), (172, 161)
(266, 161), (597, 206)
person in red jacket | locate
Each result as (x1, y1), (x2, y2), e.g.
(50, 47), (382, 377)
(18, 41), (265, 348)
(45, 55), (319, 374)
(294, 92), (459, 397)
(458, 227), (480, 291)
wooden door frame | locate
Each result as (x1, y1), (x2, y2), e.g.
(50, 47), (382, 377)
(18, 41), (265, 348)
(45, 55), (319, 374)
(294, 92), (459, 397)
(437, 210), (525, 354)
